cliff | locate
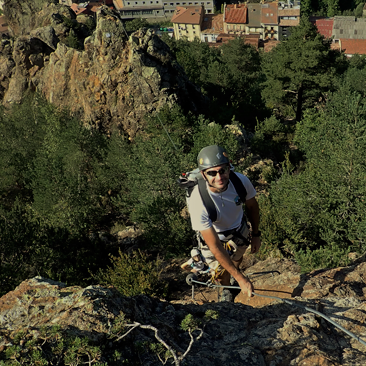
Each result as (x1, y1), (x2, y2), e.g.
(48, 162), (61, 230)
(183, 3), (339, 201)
(0, 0), (206, 135)
(0, 257), (365, 365)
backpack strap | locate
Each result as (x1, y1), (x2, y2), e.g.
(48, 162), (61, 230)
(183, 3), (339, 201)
(197, 171), (247, 223)
(198, 177), (217, 222)
(229, 170), (247, 204)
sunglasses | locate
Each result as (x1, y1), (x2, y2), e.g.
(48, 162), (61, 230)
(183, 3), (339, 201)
(205, 166), (230, 177)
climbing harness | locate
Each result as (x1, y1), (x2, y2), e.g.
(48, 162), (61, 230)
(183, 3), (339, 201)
(185, 272), (366, 348)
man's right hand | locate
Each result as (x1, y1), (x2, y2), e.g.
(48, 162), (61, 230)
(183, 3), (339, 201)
(238, 276), (254, 297)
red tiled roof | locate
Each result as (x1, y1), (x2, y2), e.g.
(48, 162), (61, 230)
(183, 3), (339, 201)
(201, 13), (224, 34)
(310, 17), (334, 38)
(278, 8), (300, 16)
(261, 2), (278, 25)
(171, 6), (203, 25)
(113, 0), (124, 10)
(279, 19), (300, 26)
(340, 39), (366, 55)
(71, 3), (87, 15)
(225, 4), (247, 24)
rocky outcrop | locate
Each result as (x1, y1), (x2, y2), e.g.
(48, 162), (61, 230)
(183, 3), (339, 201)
(1, 257), (365, 365)
(0, 2), (206, 135)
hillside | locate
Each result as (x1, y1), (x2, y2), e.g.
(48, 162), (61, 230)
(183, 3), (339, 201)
(1, 0), (206, 135)
(0, 256), (365, 365)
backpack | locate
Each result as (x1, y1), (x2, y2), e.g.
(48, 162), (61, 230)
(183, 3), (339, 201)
(177, 167), (247, 222)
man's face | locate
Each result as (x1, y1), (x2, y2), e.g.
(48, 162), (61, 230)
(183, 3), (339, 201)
(203, 164), (230, 191)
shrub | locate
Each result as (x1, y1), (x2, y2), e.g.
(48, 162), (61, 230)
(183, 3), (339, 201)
(95, 249), (166, 297)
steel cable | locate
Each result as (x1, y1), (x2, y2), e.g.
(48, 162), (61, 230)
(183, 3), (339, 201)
(189, 278), (366, 347)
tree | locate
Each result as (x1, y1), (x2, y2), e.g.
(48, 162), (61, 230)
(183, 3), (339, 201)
(261, 18), (347, 121)
(163, 37), (266, 128)
(124, 18), (149, 32)
(260, 85), (366, 271)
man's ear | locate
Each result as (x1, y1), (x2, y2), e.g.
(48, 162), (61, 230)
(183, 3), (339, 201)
(200, 171), (208, 181)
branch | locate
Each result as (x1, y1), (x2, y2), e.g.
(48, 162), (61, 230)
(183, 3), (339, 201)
(115, 322), (203, 366)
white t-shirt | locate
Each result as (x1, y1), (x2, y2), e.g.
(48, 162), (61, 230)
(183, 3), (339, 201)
(187, 172), (256, 240)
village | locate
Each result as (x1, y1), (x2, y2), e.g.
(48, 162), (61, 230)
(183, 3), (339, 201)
(0, 0), (366, 55)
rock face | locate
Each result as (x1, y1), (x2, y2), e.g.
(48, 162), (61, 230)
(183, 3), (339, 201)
(1, 258), (365, 365)
(0, 1), (206, 135)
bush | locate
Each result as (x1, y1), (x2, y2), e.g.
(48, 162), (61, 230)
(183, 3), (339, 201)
(95, 249), (166, 297)
(259, 87), (366, 271)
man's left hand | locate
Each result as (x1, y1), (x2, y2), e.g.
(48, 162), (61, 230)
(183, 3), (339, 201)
(250, 236), (261, 254)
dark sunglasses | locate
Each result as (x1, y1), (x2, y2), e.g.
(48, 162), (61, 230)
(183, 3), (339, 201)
(205, 166), (230, 177)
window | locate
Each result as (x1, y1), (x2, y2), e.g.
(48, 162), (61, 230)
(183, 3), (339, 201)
(354, 29), (358, 35)
(340, 29), (343, 34)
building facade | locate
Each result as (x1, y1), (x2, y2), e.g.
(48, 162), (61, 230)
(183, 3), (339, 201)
(113, 0), (213, 19)
(171, 5), (204, 40)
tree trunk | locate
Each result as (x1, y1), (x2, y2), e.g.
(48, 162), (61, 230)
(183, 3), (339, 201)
(296, 84), (303, 121)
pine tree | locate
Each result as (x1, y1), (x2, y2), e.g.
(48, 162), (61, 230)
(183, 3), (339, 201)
(261, 18), (347, 121)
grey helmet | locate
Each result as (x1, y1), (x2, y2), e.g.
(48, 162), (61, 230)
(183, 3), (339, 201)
(191, 248), (201, 257)
(197, 145), (230, 171)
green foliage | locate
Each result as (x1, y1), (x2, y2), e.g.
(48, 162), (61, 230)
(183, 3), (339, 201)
(204, 309), (219, 320)
(261, 18), (347, 121)
(303, 0), (364, 16)
(95, 249), (166, 297)
(124, 18), (149, 32)
(26, 106), (109, 232)
(354, 2), (365, 17)
(65, 29), (81, 49)
(163, 37), (266, 128)
(0, 94), (113, 295)
(251, 115), (292, 162)
(260, 87), (366, 271)
(0, 326), (106, 365)
(180, 314), (201, 331)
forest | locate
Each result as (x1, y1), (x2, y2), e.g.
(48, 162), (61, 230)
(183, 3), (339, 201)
(0, 17), (366, 299)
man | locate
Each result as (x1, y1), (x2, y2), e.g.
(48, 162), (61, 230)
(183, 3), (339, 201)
(187, 145), (261, 301)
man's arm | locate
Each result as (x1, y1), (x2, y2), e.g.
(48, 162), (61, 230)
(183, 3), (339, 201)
(200, 227), (253, 297)
(245, 197), (261, 254)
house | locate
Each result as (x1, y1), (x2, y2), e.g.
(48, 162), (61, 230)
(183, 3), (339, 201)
(71, 2), (106, 16)
(113, 0), (165, 19)
(262, 1), (279, 41)
(113, 0), (213, 19)
(310, 17), (334, 39)
(171, 5), (204, 41)
(200, 13), (224, 43)
(339, 39), (366, 57)
(223, 4), (246, 35)
(278, 0), (300, 39)
(163, 0), (214, 17)
(332, 16), (366, 41)
(247, 3), (262, 35)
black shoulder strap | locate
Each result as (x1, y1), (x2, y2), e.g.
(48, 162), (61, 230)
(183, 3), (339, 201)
(197, 171), (247, 223)
(229, 171), (247, 204)
(198, 178), (217, 222)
